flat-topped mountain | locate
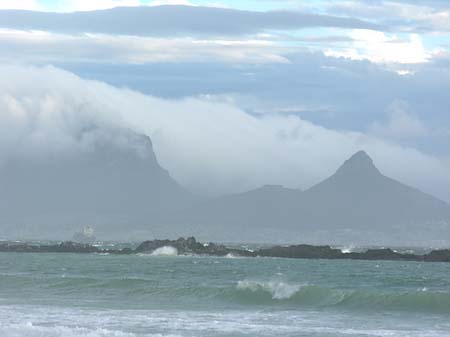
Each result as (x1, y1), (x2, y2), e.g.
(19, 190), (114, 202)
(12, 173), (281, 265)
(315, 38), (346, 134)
(0, 127), (195, 238)
(167, 151), (450, 245)
(1, 140), (450, 245)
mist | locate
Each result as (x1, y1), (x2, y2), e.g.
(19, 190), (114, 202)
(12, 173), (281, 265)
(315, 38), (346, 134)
(1, 65), (450, 204)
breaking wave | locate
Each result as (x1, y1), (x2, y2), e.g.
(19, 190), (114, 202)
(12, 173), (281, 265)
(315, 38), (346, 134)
(150, 246), (178, 256)
(237, 280), (301, 299)
(3, 272), (450, 313)
(233, 279), (450, 313)
(0, 322), (182, 337)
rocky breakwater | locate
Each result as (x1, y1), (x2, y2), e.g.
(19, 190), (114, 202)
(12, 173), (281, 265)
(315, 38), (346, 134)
(258, 244), (343, 259)
(0, 241), (132, 254)
(257, 244), (450, 262)
(2, 237), (450, 262)
(135, 236), (254, 257)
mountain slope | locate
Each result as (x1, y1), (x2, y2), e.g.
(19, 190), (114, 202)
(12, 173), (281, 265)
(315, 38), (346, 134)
(171, 184), (302, 228)
(167, 151), (450, 244)
(0, 127), (195, 238)
(300, 151), (450, 227)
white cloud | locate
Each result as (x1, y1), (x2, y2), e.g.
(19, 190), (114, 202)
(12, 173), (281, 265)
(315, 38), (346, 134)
(0, 0), (197, 12)
(0, 29), (291, 64)
(0, 66), (126, 161)
(325, 29), (431, 64)
(61, 0), (142, 12)
(370, 100), (427, 140)
(1, 65), (449, 203)
(0, 0), (40, 10)
(393, 2), (450, 31)
(328, 1), (450, 32)
(149, 0), (194, 6)
(0, 0), (144, 11)
(52, 0), (196, 12)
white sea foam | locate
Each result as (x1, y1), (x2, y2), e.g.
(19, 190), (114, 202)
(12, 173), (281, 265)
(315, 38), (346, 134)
(236, 280), (301, 299)
(1, 323), (137, 337)
(151, 246), (178, 256)
(225, 253), (241, 258)
(0, 305), (448, 337)
(340, 245), (356, 254)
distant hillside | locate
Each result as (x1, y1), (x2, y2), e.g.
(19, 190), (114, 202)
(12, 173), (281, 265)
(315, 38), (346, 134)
(0, 127), (195, 239)
(167, 151), (450, 245)
(2, 139), (450, 245)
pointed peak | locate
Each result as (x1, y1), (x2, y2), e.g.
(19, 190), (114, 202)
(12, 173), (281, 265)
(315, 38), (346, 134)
(348, 150), (373, 164)
(336, 150), (381, 177)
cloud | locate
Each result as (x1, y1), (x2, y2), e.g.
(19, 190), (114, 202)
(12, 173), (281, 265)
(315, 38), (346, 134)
(0, 28), (291, 64)
(57, 50), (450, 154)
(325, 29), (431, 64)
(0, 66), (130, 162)
(0, 0), (197, 12)
(54, 0), (142, 12)
(0, 0), (143, 12)
(0, 6), (379, 37)
(0, 0), (39, 10)
(369, 100), (427, 141)
(1, 65), (450, 204)
(327, 1), (450, 33)
(149, 0), (195, 6)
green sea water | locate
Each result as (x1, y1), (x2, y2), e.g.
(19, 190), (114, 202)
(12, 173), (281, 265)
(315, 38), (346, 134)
(1, 247), (450, 336)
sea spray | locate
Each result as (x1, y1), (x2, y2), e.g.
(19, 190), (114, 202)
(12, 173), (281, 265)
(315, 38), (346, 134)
(3, 252), (450, 336)
(234, 280), (450, 312)
(237, 280), (302, 300)
(150, 246), (178, 256)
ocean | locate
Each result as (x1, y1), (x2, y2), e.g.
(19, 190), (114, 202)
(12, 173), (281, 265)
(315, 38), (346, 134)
(1, 245), (450, 337)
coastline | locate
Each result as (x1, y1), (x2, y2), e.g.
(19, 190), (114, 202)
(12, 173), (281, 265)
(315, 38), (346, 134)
(1, 236), (450, 262)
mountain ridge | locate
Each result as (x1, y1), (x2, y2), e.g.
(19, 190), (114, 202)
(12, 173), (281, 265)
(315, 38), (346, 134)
(0, 127), (196, 239)
(166, 150), (450, 245)
(1, 139), (450, 245)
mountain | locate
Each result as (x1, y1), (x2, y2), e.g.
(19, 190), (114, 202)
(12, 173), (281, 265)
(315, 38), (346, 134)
(167, 151), (450, 245)
(2, 142), (450, 245)
(300, 151), (450, 228)
(171, 184), (302, 228)
(0, 127), (195, 239)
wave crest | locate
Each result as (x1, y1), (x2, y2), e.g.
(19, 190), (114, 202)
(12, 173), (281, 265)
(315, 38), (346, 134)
(151, 246), (178, 256)
(234, 279), (450, 312)
(237, 280), (301, 300)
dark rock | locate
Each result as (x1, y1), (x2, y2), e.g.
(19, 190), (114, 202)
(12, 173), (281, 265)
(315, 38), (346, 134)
(257, 244), (343, 259)
(135, 237), (231, 256)
(3, 238), (450, 263)
(424, 249), (450, 262)
(0, 241), (98, 253)
(346, 248), (408, 261)
(118, 247), (134, 254)
(53, 241), (98, 253)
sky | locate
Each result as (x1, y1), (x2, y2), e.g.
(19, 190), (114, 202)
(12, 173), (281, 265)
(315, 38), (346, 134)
(1, 0), (450, 201)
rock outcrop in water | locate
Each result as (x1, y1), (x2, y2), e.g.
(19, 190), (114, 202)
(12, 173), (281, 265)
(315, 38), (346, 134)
(3, 237), (450, 262)
(0, 241), (132, 254)
(136, 237), (228, 256)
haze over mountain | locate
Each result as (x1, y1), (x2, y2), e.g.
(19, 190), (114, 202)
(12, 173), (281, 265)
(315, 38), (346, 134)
(1, 123), (450, 246)
(167, 151), (450, 245)
(0, 127), (195, 239)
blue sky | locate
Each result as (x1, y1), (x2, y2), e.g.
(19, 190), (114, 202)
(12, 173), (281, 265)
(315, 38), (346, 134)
(1, 0), (450, 200)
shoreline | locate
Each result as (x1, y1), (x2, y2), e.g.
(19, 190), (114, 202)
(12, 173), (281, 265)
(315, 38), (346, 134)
(1, 236), (450, 262)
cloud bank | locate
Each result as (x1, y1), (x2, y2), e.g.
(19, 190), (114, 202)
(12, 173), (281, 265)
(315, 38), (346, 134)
(1, 65), (449, 203)
(0, 6), (379, 37)
(0, 29), (291, 64)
